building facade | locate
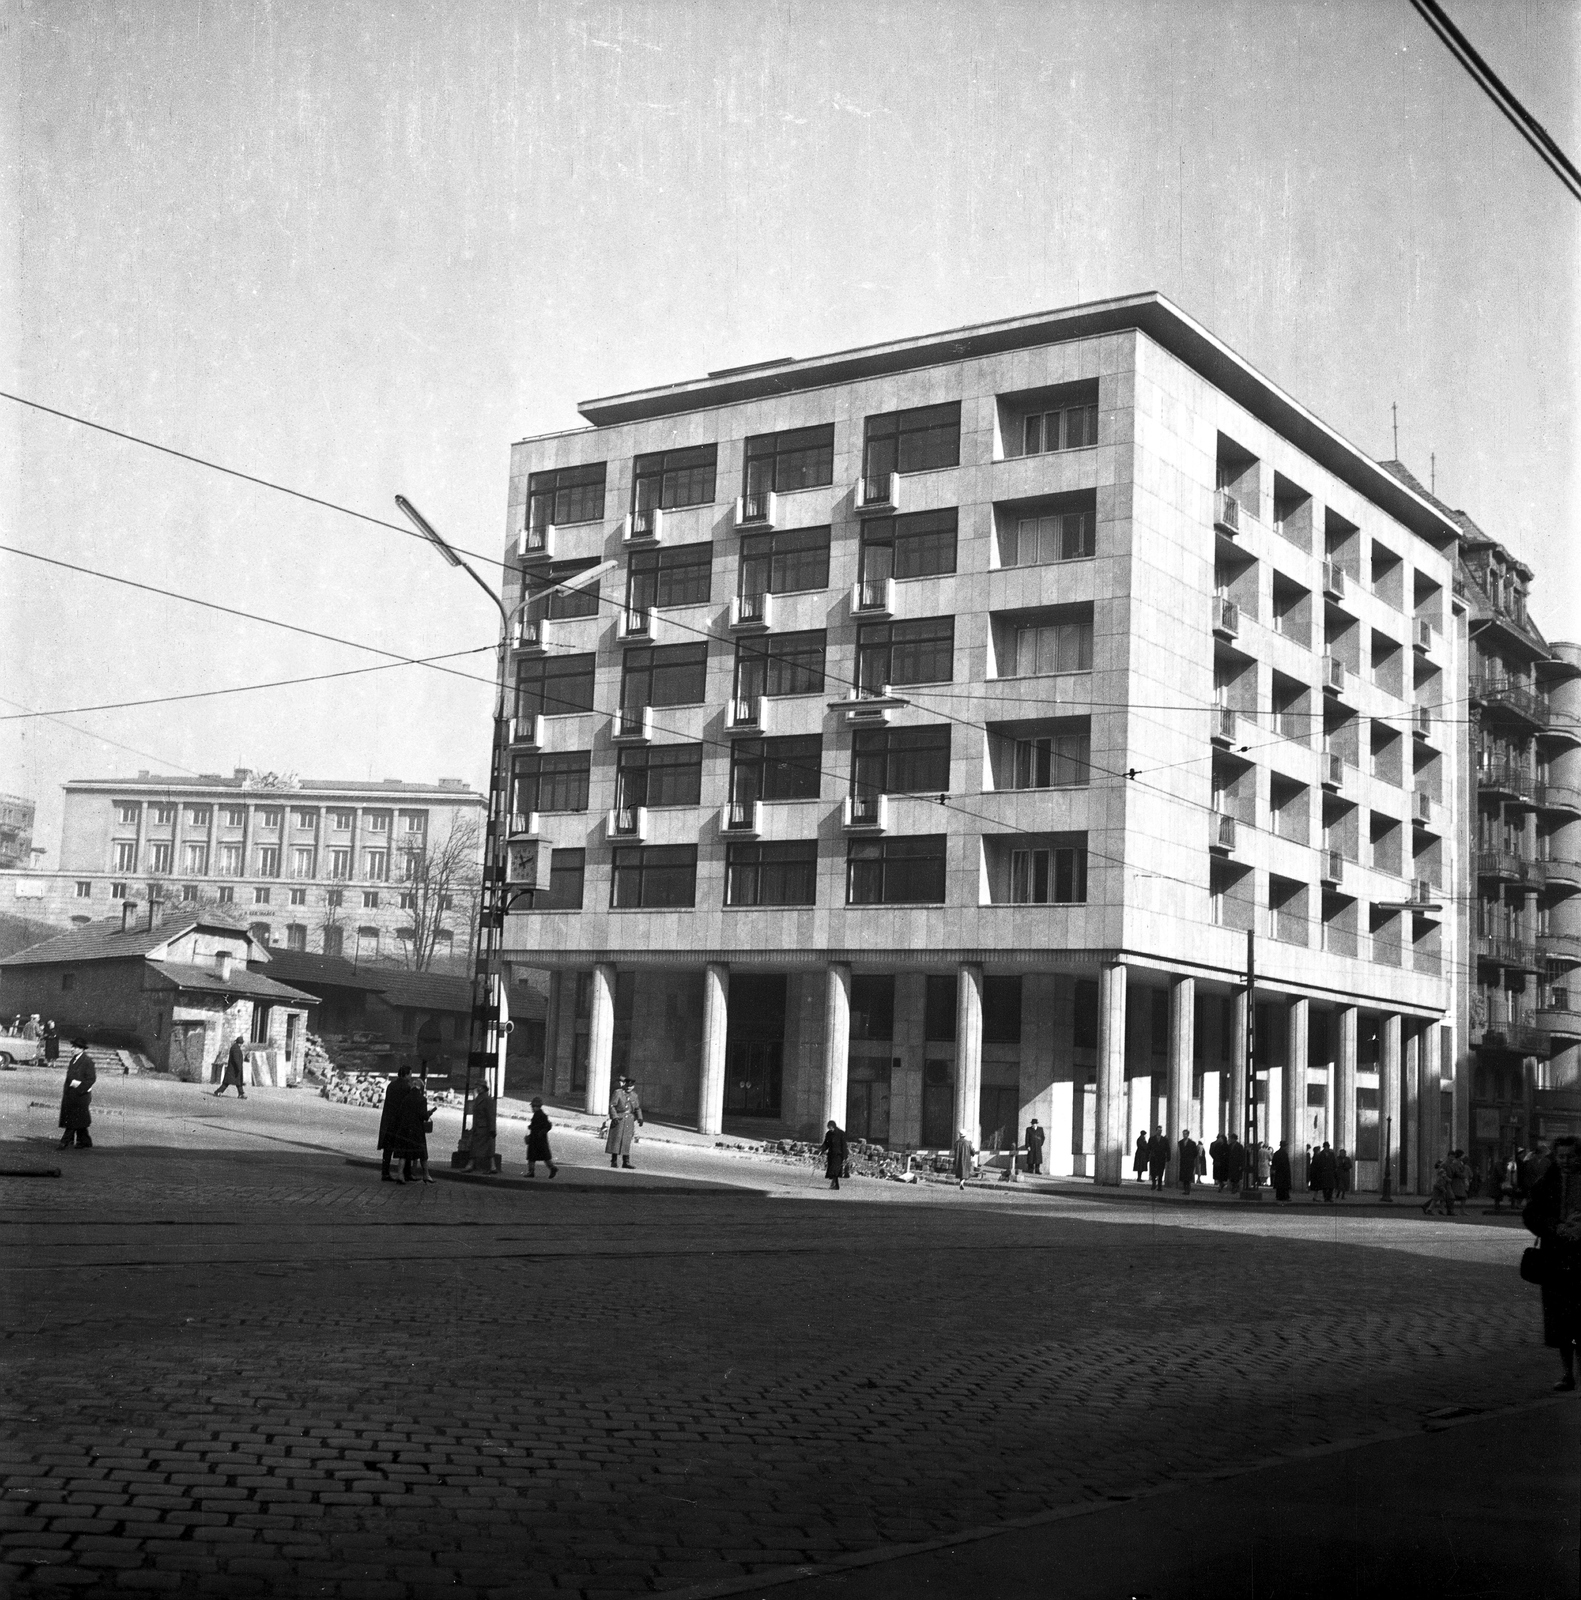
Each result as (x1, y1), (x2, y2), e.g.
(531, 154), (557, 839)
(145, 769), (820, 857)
(8, 769), (484, 964)
(0, 794), (35, 869)
(501, 293), (1466, 1188)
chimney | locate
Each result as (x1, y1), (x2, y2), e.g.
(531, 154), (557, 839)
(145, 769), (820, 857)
(121, 901), (137, 934)
(215, 949), (233, 983)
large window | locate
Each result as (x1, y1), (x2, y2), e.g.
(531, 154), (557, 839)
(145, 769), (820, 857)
(734, 631), (826, 701)
(729, 736), (823, 807)
(512, 752), (591, 815)
(616, 745), (704, 809)
(537, 849), (585, 911)
(621, 644), (709, 709)
(148, 843), (172, 875)
(526, 559), (601, 620)
(219, 844), (243, 877)
(724, 842), (818, 907)
(328, 848), (351, 880)
(738, 527), (831, 596)
(1007, 618), (1092, 676)
(851, 725), (951, 796)
(610, 844), (697, 909)
(256, 846), (279, 877)
(989, 720), (1091, 789)
(364, 850), (388, 882)
(857, 618), (954, 692)
(1009, 842), (1087, 903)
(846, 835), (948, 905)
(633, 444), (716, 512)
(859, 510), (958, 582)
(115, 802), (140, 825)
(743, 424), (835, 496)
(1022, 400), (1097, 455)
(184, 844), (208, 875)
(863, 403), (961, 481)
(527, 462), (606, 530)
(518, 653), (597, 718)
(186, 805), (211, 827)
(1000, 509), (1095, 567)
(627, 543), (712, 612)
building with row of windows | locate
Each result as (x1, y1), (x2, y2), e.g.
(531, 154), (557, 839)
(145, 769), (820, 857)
(498, 292), (1469, 1189)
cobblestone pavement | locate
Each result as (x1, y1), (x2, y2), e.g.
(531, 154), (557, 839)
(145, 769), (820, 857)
(0, 1072), (1569, 1599)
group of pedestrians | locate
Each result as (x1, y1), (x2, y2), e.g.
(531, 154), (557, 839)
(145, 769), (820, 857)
(6, 1014), (60, 1061)
(1421, 1148), (1472, 1215)
(1303, 1142), (1353, 1202)
(375, 1063), (435, 1183)
(1490, 1144), (1551, 1210)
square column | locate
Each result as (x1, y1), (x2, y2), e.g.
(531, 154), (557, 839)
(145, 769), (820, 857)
(1094, 961), (1128, 1185)
(1418, 1021), (1442, 1177)
(1379, 1012), (1402, 1195)
(1334, 1005), (1358, 1154)
(1402, 1025), (1421, 1192)
(540, 970), (563, 1097)
(1167, 976), (1194, 1182)
(953, 963), (984, 1149)
(585, 961), (616, 1116)
(698, 963), (729, 1136)
(1285, 996), (1309, 1192)
(1227, 987), (1248, 1144)
(822, 962), (851, 1130)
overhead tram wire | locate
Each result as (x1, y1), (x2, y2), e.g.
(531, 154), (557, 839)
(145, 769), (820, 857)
(0, 692), (209, 779)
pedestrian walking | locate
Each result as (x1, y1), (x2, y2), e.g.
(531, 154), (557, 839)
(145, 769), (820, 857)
(1196, 1139), (1207, 1184)
(1507, 1151), (1525, 1206)
(1271, 1139), (1293, 1202)
(468, 1076), (498, 1174)
(57, 1038), (95, 1150)
(1311, 1141), (1337, 1202)
(1209, 1132), (1228, 1190)
(606, 1076), (643, 1169)
(378, 1066), (413, 1181)
(214, 1035), (247, 1099)
(1334, 1147), (1353, 1200)
(1448, 1149), (1470, 1216)
(1178, 1131), (1199, 1195)
(1147, 1126), (1169, 1191)
(1522, 1134), (1581, 1392)
(524, 1098), (558, 1177)
(1226, 1133), (1246, 1190)
(953, 1128), (975, 1188)
(1024, 1118), (1045, 1175)
(1422, 1161), (1453, 1215)
(820, 1120), (847, 1191)
(42, 1019), (59, 1064)
(392, 1069), (434, 1183)
(22, 1014), (39, 1041)
(1132, 1130), (1149, 1183)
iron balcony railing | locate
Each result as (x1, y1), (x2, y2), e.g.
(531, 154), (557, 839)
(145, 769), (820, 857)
(1213, 490), (1240, 533)
(1471, 675), (1548, 725)
(1213, 595), (1239, 637)
(1534, 782), (1581, 816)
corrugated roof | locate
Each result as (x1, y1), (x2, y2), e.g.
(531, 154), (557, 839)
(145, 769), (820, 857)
(146, 962), (319, 1005)
(0, 912), (256, 968)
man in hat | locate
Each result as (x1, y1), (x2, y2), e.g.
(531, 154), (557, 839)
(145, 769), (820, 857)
(58, 1038), (96, 1150)
(214, 1034), (247, 1099)
(1023, 1117), (1046, 1175)
(606, 1076), (644, 1169)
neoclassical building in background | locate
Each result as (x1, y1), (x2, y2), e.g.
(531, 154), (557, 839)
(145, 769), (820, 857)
(502, 292), (1469, 1190)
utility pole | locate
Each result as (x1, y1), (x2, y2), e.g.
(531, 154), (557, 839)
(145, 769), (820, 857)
(1240, 925), (1260, 1198)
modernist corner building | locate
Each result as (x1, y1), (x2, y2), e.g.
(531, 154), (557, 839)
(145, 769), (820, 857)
(501, 292), (1469, 1191)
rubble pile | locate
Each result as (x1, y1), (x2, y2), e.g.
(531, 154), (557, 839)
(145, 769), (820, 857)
(318, 1068), (464, 1111)
(763, 1137), (914, 1181)
(313, 1032), (399, 1075)
(300, 1034), (334, 1082)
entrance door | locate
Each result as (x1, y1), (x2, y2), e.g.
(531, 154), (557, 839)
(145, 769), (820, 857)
(846, 1074), (892, 1144)
(979, 1086), (1020, 1151)
(921, 1059), (953, 1148)
(284, 1013), (300, 1070)
(725, 1038), (783, 1116)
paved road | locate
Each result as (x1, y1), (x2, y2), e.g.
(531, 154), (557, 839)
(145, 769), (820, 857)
(2, 1070), (1573, 1599)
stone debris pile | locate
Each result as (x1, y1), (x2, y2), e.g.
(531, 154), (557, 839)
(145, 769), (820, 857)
(318, 1068), (463, 1111)
(763, 1137), (913, 1181)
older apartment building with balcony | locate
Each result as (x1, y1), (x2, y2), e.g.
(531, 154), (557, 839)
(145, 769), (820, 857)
(501, 293), (1464, 1190)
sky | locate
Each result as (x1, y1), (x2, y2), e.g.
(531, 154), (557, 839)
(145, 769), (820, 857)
(2, 0), (1577, 861)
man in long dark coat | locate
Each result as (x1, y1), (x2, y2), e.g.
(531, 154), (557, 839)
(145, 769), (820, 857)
(57, 1039), (96, 1150)
(1132, 1130), (1150, 1183)
(42, 1020), (59, 1064)
(1271, 1139), (1293, 1201)
(378, 1065), (412, 1181)
(820, 1120), (847, 1191)
(1147, 1127), (1169, 1190)
(469, 1076), (499, 1174)
(606, 1077), (643, 1169)
(1209, 1132), (1229, 1190)
(1311, 1141), (1337, 1202)
(1226, 1133), (1246, 1189)
(1178, 1131), (1200, 1195)
(214, 1035), (247, 1099)
(1024, 1118), (1046, 1176)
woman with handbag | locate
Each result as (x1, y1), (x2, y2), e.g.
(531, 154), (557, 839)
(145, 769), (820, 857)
(1522, 1135), (1581, 1392)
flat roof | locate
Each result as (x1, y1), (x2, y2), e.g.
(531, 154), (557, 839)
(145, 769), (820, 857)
(572, 291), (1460, 550)
(64, 775), (482, 800)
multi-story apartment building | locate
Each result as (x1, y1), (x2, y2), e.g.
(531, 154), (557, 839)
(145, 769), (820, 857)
(5, 770), (483, 965)
(0, 794), (35, 869)
(502, 293), (1465, 1189)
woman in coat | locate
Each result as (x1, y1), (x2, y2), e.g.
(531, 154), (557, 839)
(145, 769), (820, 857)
(1522, 1135), (1581, 1390)
(1132, 1131), (1150, 1183)
(57, 1039), (96, 1150)
(820, 1120), (847, 1192)
(42, 1020), (59, 1064)
(953, 1129), (975, 1189)
(468, 1077), (498, 1174)
(391, 1068), (433, 1184)
(377, 1067), (412, 1181)
(606, 1077), (644, 1170)
(1209, 1134), (1229, 1190)
(524, 1098), (557, 1178)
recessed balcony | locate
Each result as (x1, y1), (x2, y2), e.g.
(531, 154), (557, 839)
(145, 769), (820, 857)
(1212, 595), (1240, 639)
(728, 592), (774, 631)
(734, 490), (779, 531)
(1213, 490), (1241, 535)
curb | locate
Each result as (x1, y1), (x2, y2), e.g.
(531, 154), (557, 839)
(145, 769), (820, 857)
(339, 1156), (761, 1197)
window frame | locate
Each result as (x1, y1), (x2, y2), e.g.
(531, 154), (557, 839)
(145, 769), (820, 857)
(632, 444), (717, 513)
(615, 744), (705, 810)
(851, 725), (952, 797)
(609, 844), (698, 910)
(517, 653), (598, 720)
(620, 643), (709, 710)
(527, 462), (606, 530)
(737, 526), (832, 597)
(626, 542), (713, 612)
(733, 631), (827, 702)
(511, 751), (592, 816)
(728, 735), (824, 807)
(845, 834), (948, 906)
(743, 424), (835, 496)
(858, 509), (959, 582)
(724, 841), (819, 908)
(856, 618), (955, 692)
(863, 402), (962, 480)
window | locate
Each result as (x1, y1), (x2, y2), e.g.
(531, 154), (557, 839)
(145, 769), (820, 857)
(326, 889), (343, 908)
(111, 883), (128, 900)
(850, 976), (895, 1040)
(744, 424), (835, 495)
(1001, 509), (1095, 566)
(733, 631), (826, 701)
(527, 462), (606, 529)
(925, 974), (957, 1041)
(616, 745), (704, 809)
(983, 976), (1023, 1044)
(254, 887), (271, 905)
(75, 881), (91, 898)
(990, 721), (1091, 789)
(1008, 618), (1092, 676)
(328, 848), (352, 880)
(115, 802), (140, 825)
(512, 752), (591, 816)
(1022, 400), (1098, 454)
(256, 846), (279, 877)
(627, 543), (713, 612)
(258, 808), (282, 830)
(537, 849), (586, 911)
(152, 805), (176, 826)
(223, 807), (247, 828)
(399, 891), (415, 910)
(852, 726), (951, 797)
(401, 812), (426, 835)
(357, 926), (380, 956)
(323, 926), (344, 957)
(364, 849), (388, 881)
(330, 809), (354, 832)
(610, 844), (698, 909)
(621, 644), (709, 709)
(846, 835), (948, 905)
(864, 403), (961, 481)
(289, 888), (306, 906)
(1009, 843), (1087, 903)
(439, 894), (453, 911)
(187, 805), (211, 827)
(217, 886), (234, 904)
(725, 842), (818, 907)
(292, 809), (316, 829)
(859, 510), (958, 582)
(286, 924), (307, 951)
(181, 884), (198, 902)
(363, 891), (380, 909)
(218, 843), (243, 876)
(114, 841), (138, 872)
(856, 618), (954, 691)
(632, 444), (716, 512)
(738, 527), (831, 596)
(291, 846), (314, 878)
(518, 653), (597, 719)
(524, 557), (602, 621)
(365, 813), (390, 834)
(148, 843), (172, 875)
(729, 736), (823, 808)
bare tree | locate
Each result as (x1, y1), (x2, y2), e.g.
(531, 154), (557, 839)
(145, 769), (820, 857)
(396, 815), (482, 973)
